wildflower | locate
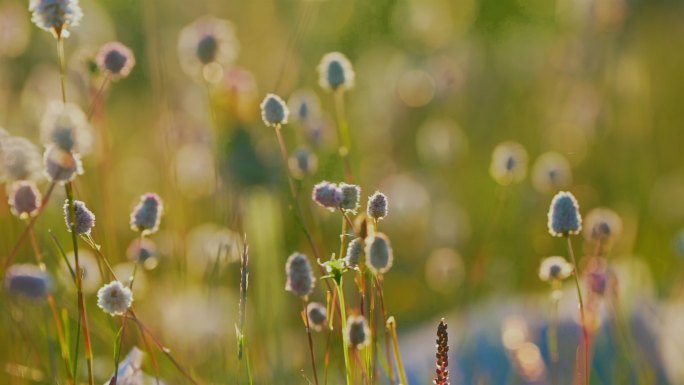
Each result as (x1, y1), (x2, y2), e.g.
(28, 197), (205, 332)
(531, 152), (572, 193)
(5, 264), (51, 300)
(365, 233), (393, 275)
(547, 191), (582, 237)
(288, 147), (318, 179)
(97, 280), (133, 316)
(285, 252), (316, 298)
(538, 256), (573, 282)
(126, 238), (158, 268)
(96, 41), (135, 80)
(489, 141), (528, 185)
(29, 0), (83, 39)
(345, 315), (370, 349)
(433, 318), (449, 385)
(584, 258), (609, 296)
(8, 180), (41, 219)
(367, 191), (388, 221)
(130, 193), (163, 235)
(63, 199), (95, 235)
(288, 89), (321, 122)
(312, 181), (343, 211)
(345, 238), (363, 268)
(178, 16), (240, 78)
(340, 183), (360, 213)
(583, 208), (622, 243)
(43, 145), (83, 183)
(318, 52), (355, 92)
(306, 302), (327, 332)
(1, 136), (42, 182)
(260, 93), (289, 127)
(105, 347), (145, 385)
(40, 101), (92, 153)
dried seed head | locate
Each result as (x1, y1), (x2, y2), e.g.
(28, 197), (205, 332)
(583, 208), (622, 243)
(2, 136), (42, 182)
(96, 41), (135, 79)
(288, 147), (318, 179)
(538, 256), (573, 282)
(5, 264), (52, 300)
(8, 180), (41, 219)
(318, 52), (355, 92)
(63, 199), (95, 235)
(43, 145), (83, 183)
(312, 181), (343, 211)
(345, 238), (363, 268)
(260, 93), (289, 127)
(547, 191), (582, 237)
(433, 318), (450, 385)
(130, 193), (163, 235)
(40, 101), (92, 153)
(285, 252), (316, 298)
(29, 0), (83, 39)
(367, 191), (388, 220)
(489, 141), (528, 185)
(97, 280), (133, 316)
(339, 183), (360, 213)
(345, 315), (370, 349)
(365, 233), (393, 275)
(531, 152), (572, 193)
(306, 302), (327, 332)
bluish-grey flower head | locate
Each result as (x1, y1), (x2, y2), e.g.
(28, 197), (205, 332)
(288, 89), (321, 123)
(63, 199), (95, 235)
(312, 181), (343, 211)
(547, 191), (582, 237)
(130, 193), (164, 235)
(345, 315), (370, 349)
(289, 147), (318, 179)
(97, 280), (133, 316)
(105, 347), (145, 385)
(178, 16), (240, 79)
(367, 191), (388, 221)
(29, 0), (83, 39)
(96, 41), (135, 80)
(340, 183), (360, 213)
(126, 238), (158, 269)
(583, 208), (622, 243)
(306, 302), (328, 332)
(1, 136), (42, 182)
(285, 252), (316, 298)
(44, 145), (83, 183)
(365, 233), (393, 275)
(8, 180), (42, 219)
(532, 152), (572, 193)
(345, 238), (363, 268)
(40, 101), (92, 154)
(318, 52), (355, 92)
(489, 141), (528, 186)
(538, 256), (573, 282)
(5, 264), (52, 300)
(260, 93), (289, 128)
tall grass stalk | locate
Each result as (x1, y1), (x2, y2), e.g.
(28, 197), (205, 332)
(303, 300), (320, 385)
(334, 279), (353, 385)
(386, 316), (408, 385)
(375, 276), (396, 383)
(566, 236), (589, 385)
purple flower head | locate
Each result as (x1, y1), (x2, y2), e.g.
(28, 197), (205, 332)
(285, 252), (315, 298)
(312, 181), (343, 211)
(130, 193), (163, 235)
(63, 199), (95, 235)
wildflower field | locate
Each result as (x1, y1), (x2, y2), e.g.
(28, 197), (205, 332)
(2, 0), (684, 384)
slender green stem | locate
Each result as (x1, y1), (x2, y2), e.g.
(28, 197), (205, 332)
(387, 317), (408, 385)
(549, 283), (560, 385)
(335, 280), (353, 385)
(303, 300), (320, 385)
(57, 38), (67, 104)
(65, 182), (95, 385)
(566, 236), (589, 385)
(375, 277), (395, 384)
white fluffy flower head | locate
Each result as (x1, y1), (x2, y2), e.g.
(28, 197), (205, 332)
(97, 280), (133, 316)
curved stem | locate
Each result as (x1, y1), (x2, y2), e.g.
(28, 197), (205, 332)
(303, 300), (320, 385)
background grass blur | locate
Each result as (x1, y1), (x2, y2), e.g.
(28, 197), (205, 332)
(2, 0), (684, 383)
